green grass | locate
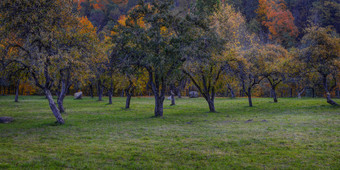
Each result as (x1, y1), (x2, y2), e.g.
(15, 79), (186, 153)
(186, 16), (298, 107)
(0, 96), (339, 169)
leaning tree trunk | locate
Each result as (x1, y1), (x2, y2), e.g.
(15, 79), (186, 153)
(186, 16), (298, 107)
(323, 76), (339, 106)
(326, 93), (339, 106)
(297, 88), (305, 99)
(45, 89), (64, 124)
(247, 87), (253, 107)
(125, 93), (132, 109)
(14, 80), (19, 102)
(57, 80), (68, 113)
(57, 94), (65, 113)
(207, 98), (215, 112)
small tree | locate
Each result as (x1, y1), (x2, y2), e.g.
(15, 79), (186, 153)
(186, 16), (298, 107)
(259, 44), (288, 103)
(183, 4), (245, 112)
(235, 47), (265, 107)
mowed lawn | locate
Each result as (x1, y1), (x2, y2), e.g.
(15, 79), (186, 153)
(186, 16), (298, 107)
(0, 96), (339, 169)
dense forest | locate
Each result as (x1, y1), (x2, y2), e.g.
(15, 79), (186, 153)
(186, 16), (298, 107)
(0, 0), (339, 123)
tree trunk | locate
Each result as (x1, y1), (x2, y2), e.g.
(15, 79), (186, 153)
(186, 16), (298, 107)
(57, 79), (69, 113)
(154, 95), (164, 117)
(15, 80), (19, 102)
(170, 90), (175, 106)
(57, 95), (65, 113)
(108, 91), (112, 104)
(44, 89), (64, 124)
(177, 88), (182, 98)
(89, 83), (94, 98)
(247, 88), (253, 107)
(207, 98), (215, 112)
(323, 75), (339, 106)
(98, 80), (103, 101)
(229, 87), (235, 98)
(337, 89), (340, 99)
(326, 93), (339, 106)
(298, 88), (305, 99)
(108, 81), (113, 104)
(271, 88), (278, 102)
(125, 94), (131, 109)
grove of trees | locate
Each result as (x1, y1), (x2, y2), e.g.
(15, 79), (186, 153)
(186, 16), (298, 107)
(1, 0), (339, 124)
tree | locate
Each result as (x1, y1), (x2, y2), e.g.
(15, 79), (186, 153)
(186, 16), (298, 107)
(55, 16), (99, 112)
(235, 46), (265, 107)
(112, 0), (185, 117)
(0, 0), (96, 124)
(182, 4), (241, 112)
(259, 44), (288, 103)
(300, 26), (339, 106)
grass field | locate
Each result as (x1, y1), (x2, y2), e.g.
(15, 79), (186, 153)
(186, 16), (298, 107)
(0, 96), (339, 169)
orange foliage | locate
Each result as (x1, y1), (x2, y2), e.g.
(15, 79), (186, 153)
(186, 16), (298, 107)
(78, 16), (96, 33)
(117, 15), (127, 26)
(19, 82), (37, 95)
(257, 0), (298, 46)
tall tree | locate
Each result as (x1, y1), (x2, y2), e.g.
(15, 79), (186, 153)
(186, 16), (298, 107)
(112, 0), (185, 117)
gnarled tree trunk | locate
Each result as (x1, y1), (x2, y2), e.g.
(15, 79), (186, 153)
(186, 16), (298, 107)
(57, 79), (69, 113)
(154, 94), (165, 117)
(207, 98), (215, 112)
(45, 89), (64, 124)
(149, 72), (166, 117)
(57, 69), (71, 113)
